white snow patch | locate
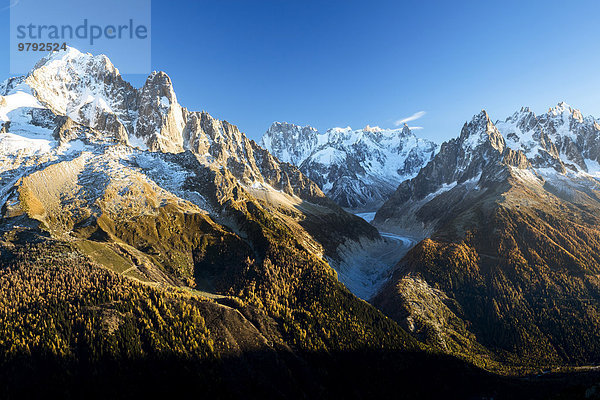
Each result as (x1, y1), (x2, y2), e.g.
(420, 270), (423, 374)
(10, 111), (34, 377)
(160, 96), (170, 108)
(57, 139), (88, 155)
(311, 147), (346, 164)
(128, 135), (149, 151)
(0, 132), (53, 155)
(0, 91), (44, 121)
(424, 181), (458, 201)
(585, 159), (600, 178)
(355, 212), (376, 223)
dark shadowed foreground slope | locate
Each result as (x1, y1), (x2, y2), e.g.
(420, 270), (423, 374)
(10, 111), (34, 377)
(2, 239), (600, 399)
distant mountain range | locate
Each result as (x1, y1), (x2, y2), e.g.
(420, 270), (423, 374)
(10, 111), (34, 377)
(261, 122), (437, 210)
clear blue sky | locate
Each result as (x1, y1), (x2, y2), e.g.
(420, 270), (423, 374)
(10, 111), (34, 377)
(1, 0), (600, 143)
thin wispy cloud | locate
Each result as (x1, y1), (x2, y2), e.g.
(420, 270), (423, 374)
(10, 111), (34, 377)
(408, 126), (424, 130)
(394, 111), (426, 126)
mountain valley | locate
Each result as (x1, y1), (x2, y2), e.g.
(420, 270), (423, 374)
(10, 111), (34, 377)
(1, 48), (600, 399)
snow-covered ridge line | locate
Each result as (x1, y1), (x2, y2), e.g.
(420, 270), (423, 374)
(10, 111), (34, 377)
(0, 47), (330, 212)
(375, 101), (600, 235)
(491, 101), (600, 176)
(261, 121), (438, 210)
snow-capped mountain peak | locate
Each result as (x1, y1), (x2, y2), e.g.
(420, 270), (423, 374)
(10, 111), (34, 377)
(26, 47), (125, 113)
(459, 109), (505, 152)
(32, 46), (119, 76)
(492, 102), (600, 173)
(16, 46), (137, 146)
(0, 47), (193, 153)
(549, 101), (577, 115)
(261, 121), (437, 210)
(364, 124), (382, 133)
(261, 122), (320, 165)
(377, 103), (600, 236)
(0, 48), (332, 217)
(375, 103), (600, 238)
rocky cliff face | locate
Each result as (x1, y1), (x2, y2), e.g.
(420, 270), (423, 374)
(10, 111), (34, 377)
(261, 122), (437, 210)
(134, 71), (187, 152)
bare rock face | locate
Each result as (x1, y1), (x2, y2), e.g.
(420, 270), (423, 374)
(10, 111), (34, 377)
(52, 115), (116, 145)
(502, 148), (531, 169)
(53, 116), (82, 143)
(93, 111), (129, 144)
(134, 71), (187, 152)
(185, 111), (257, 170)
(182, 111), (212, 155)
(181, 111), (325, 200)
(182, 110), (264, 183)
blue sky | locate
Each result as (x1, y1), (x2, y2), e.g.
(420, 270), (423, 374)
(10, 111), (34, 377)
(1, 0), (600, 143)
